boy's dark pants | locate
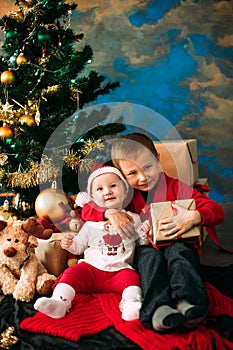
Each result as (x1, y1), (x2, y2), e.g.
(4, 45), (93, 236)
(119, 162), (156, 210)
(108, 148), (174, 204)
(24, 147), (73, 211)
(134, 242), (209, 329)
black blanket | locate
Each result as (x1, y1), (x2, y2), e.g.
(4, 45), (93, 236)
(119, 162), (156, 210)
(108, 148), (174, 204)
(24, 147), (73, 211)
(0, 295), (140, 350)
(1, 264), (233, 350)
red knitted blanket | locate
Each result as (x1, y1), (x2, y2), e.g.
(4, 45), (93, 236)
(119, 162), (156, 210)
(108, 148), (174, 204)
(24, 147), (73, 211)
(20, 283), (233, 350)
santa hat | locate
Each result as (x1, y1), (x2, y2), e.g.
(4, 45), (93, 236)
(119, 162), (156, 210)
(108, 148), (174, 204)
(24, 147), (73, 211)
(87, 166), (129, 196)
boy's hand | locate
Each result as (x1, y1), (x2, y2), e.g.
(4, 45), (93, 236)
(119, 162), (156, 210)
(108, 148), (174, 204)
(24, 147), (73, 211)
(105, 210), (135, 239)
(61, 232), (74, 250)
(138, 220), (150, 244)
(158, 204), (201, 240)
(140, 220), (150, 233)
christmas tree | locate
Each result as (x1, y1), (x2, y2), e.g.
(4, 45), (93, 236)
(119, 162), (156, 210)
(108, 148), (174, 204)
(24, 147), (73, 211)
(0, 0), (121, 214)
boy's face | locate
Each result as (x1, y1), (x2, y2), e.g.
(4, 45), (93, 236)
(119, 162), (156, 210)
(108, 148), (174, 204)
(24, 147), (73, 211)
(91, 173), (127, 210)
(118, 148), (161, 192)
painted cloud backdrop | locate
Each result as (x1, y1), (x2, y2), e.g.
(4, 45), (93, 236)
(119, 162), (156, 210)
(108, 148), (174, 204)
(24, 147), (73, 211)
(1, 0), (233, 203)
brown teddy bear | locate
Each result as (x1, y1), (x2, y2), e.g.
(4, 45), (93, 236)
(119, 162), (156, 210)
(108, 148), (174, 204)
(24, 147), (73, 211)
(0, 217), (57, 302)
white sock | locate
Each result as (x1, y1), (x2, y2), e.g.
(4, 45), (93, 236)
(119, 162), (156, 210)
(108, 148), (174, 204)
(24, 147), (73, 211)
(34, 283), (75, 319)
(152, 305), (185, 331)
(120, 286), (142, 321)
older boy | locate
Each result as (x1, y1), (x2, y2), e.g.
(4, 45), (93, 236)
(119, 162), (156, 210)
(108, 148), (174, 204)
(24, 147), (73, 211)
(82, 133), (224, 331)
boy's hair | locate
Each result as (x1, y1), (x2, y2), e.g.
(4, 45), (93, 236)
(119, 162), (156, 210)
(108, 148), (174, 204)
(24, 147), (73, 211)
(111, 132), (159, 169)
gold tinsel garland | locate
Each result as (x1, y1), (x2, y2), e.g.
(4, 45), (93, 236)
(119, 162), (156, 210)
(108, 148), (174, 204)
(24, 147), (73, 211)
(0, 168), (5, 180)
(63, 152), (94, 173)
(0, 326), (19, 349)
(0, 154), (8, 166)
(79, 158), (96, 172)
(3, 138), (104, 189)
(63, 150), (81, 171)
(81, 138), (104, 155)
(7, 156), (58, 188)
(63, 138), (104, 172)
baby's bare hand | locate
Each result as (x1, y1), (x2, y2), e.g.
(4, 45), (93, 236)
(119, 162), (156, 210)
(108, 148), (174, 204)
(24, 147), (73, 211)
(61, 233), (74, 250)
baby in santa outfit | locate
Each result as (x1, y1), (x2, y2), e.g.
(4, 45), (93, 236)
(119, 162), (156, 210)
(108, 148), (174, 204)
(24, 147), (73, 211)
(34, 166), (150, 321)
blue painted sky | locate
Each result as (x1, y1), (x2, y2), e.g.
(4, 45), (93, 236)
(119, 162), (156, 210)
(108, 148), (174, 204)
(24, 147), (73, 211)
(129, 0), (182, 26)
(82, 0), (233, 203)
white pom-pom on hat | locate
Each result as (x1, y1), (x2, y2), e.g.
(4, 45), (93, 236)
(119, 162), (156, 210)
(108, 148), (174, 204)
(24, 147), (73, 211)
(75, 191), (89, 208)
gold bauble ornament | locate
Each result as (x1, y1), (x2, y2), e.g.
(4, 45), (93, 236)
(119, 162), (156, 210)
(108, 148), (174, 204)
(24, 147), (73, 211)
(9, 10), (24, 22)
(16, 10), (24, 21)
(0, 124), (14, 139)
(19, 113), (36, 126)
(16, 53), (28, 65)
(35, 181), (70, 222)
(0, 70), (15, 85)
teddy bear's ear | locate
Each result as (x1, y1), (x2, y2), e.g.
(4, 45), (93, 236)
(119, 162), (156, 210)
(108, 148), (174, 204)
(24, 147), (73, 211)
(0, 220), (7, 231)
(22, 217), (53, 239)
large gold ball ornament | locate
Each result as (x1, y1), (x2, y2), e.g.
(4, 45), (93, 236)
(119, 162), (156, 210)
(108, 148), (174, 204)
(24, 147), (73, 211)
(16, 53), (28, 65)
(19, 113), (36, 127)
(0, 125), (14, 139)
(0, 70), (15, 85)
(35, 187), (70, 222)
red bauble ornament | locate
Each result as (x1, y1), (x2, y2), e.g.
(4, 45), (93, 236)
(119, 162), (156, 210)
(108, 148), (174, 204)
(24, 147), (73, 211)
(16, 53), (28, 65)
(35, 182), (70, 223)
(0, 125), (14, 139)
(0, 70), (15, 85)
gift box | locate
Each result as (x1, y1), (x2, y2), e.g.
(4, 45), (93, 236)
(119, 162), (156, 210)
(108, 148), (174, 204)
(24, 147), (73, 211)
(154, 139), (199, 185)
(150, 199), (200, 244)
(35, 233), (68, 276)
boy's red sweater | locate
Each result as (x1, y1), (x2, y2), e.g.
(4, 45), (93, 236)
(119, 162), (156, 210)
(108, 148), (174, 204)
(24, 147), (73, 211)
(81, 172), (224, 251)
